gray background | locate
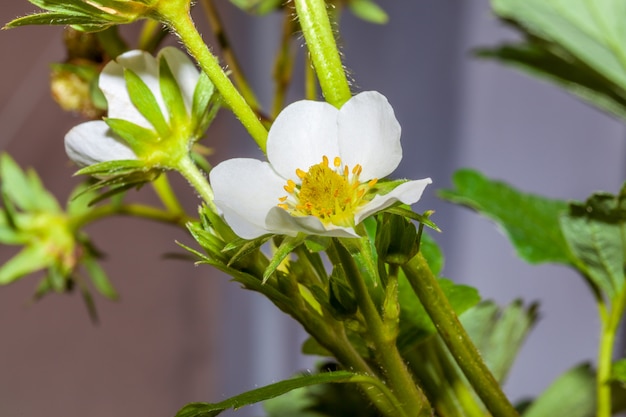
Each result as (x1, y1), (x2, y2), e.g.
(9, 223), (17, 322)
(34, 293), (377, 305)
(1, 0), (624, 416)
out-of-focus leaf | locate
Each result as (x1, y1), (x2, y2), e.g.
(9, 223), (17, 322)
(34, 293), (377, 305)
(559, 186), (626, 300)
(348, 0), (388, 24)
(461, 300), (538, 383)
(440, 169), (572, 265)
(0, 244), (55, 285)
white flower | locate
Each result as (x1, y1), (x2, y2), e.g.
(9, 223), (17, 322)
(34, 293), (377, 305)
(210, 91), (432, 239)
(64, 47), (201, 167)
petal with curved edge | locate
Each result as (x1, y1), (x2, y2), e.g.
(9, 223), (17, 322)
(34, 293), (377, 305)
(267, 99), (339, 182)
(159, 47), (199, 115)
(64, 121), (137, 167)
(338, 91), (402, 181)
(266, 207), (358, 238)
(354, 178), (432, 224)
(210, 158), (286, 239)
(99, 50), (163, 128)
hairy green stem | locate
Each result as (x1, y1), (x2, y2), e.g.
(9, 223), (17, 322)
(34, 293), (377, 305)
(70, 203), (188, 230)
(293, 0), (351, 107)
(402, 253), (518, 417)
(174, 155), (217, 212)
(334, 239), (431, 417)
(164, 11), (269, 152)
(199, 0), (263, 116)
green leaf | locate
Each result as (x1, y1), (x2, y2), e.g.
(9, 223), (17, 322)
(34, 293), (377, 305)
(397, 274), (481, 353)
(1, 153), (59, 212)
(5, 13), (111, 30)
(461, 300), (538, 383)
(174, 371), (363, 417)
(440, 169), (572, 265)
(348, 0), (388, 24)
(123, 69), (169, 136)
(559, 187), (626, 299)
(191, 72), (217, 138)
(482, 0), (626, 120)
(477, 42), (626, 121)
(522, 364), (596, 417)
(420, 233), (444, 277)
(612, 359), (626, 383)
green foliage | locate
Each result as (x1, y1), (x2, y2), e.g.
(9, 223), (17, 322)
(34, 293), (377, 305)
(560, 186), (626, 300)
(175, 371), (368, 417)
(0, 154), (117, 320)
(480, 0), (626, 120)
(612, 359), (626, 383)
(4, 0), (154, 32)
(461, 300), (538, 383)
(440, 169), (573, 265)
(347, 0), (388, 24)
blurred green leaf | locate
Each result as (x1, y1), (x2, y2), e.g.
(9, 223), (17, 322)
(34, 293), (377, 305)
(461, 300), (538, 383)
(0, 154), (59, 212)
(0, 244), (55, 285)
(613, 359), (626, 383)
(440, 169), (573, 265)
(482, 0), (626, 120)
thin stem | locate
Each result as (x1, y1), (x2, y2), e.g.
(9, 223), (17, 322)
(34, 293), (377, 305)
(304, 53), (317, 100)
(71, 203), (189, 230)
(334, 239), (431, 417)
(164, 11), (269, 152)
(137, 19), (168, 53)
(271, 11), (298, 118)
(402, 253), (518, 417)
(199, 0), (263, 115)
(293, 0), (351, 107)
(152, 173), (186, 215)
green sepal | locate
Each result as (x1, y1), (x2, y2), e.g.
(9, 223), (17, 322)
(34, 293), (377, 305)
(175, 371), (372, 417)
(383, 206), (440, 232)
(376, 212), (419, 265)
(191, 72), (218, 139)
(124, 68), (170, 136)
(0, 244), (55, 285)
(105, 118), (160, 152)
(263, 234), (307, 283)
(348, 0), (388, 24)
(159, 55), (188, 128)
(224, 235), (272, 267)
(75, 159), (146, 177)
(1, 153), (60, 213)
(440, 169), (572, 265)
(83, 255), (118, 300)
(328, 265), (358, 318)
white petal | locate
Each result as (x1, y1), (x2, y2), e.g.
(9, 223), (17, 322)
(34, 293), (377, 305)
(354, 178), (432, 224)
(64, 121), (137, 167)
(159, 47), (199, 115)
(210, 158), (286, 239)
(99, 50), (163, 129)
(265, 208), (358, 238)
(267, 99), (339, 182)
(338, 91), (402, 180)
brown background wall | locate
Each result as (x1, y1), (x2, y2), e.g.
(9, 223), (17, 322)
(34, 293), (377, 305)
(0, 4), (222, 416)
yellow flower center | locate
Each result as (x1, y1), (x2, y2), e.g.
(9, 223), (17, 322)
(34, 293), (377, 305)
(278, 156), (378, 227)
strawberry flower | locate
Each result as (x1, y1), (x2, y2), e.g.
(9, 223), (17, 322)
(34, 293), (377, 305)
(210, 91), (431, 239)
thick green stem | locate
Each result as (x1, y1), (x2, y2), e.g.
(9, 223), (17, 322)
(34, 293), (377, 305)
(293, 0), (351, 107)
(334, 239), (431, 417)
(164, 11), (269, 152)
(402, 253), (518, 417)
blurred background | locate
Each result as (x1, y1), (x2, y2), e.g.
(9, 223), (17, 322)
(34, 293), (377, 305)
(1, 0), (625, 416)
